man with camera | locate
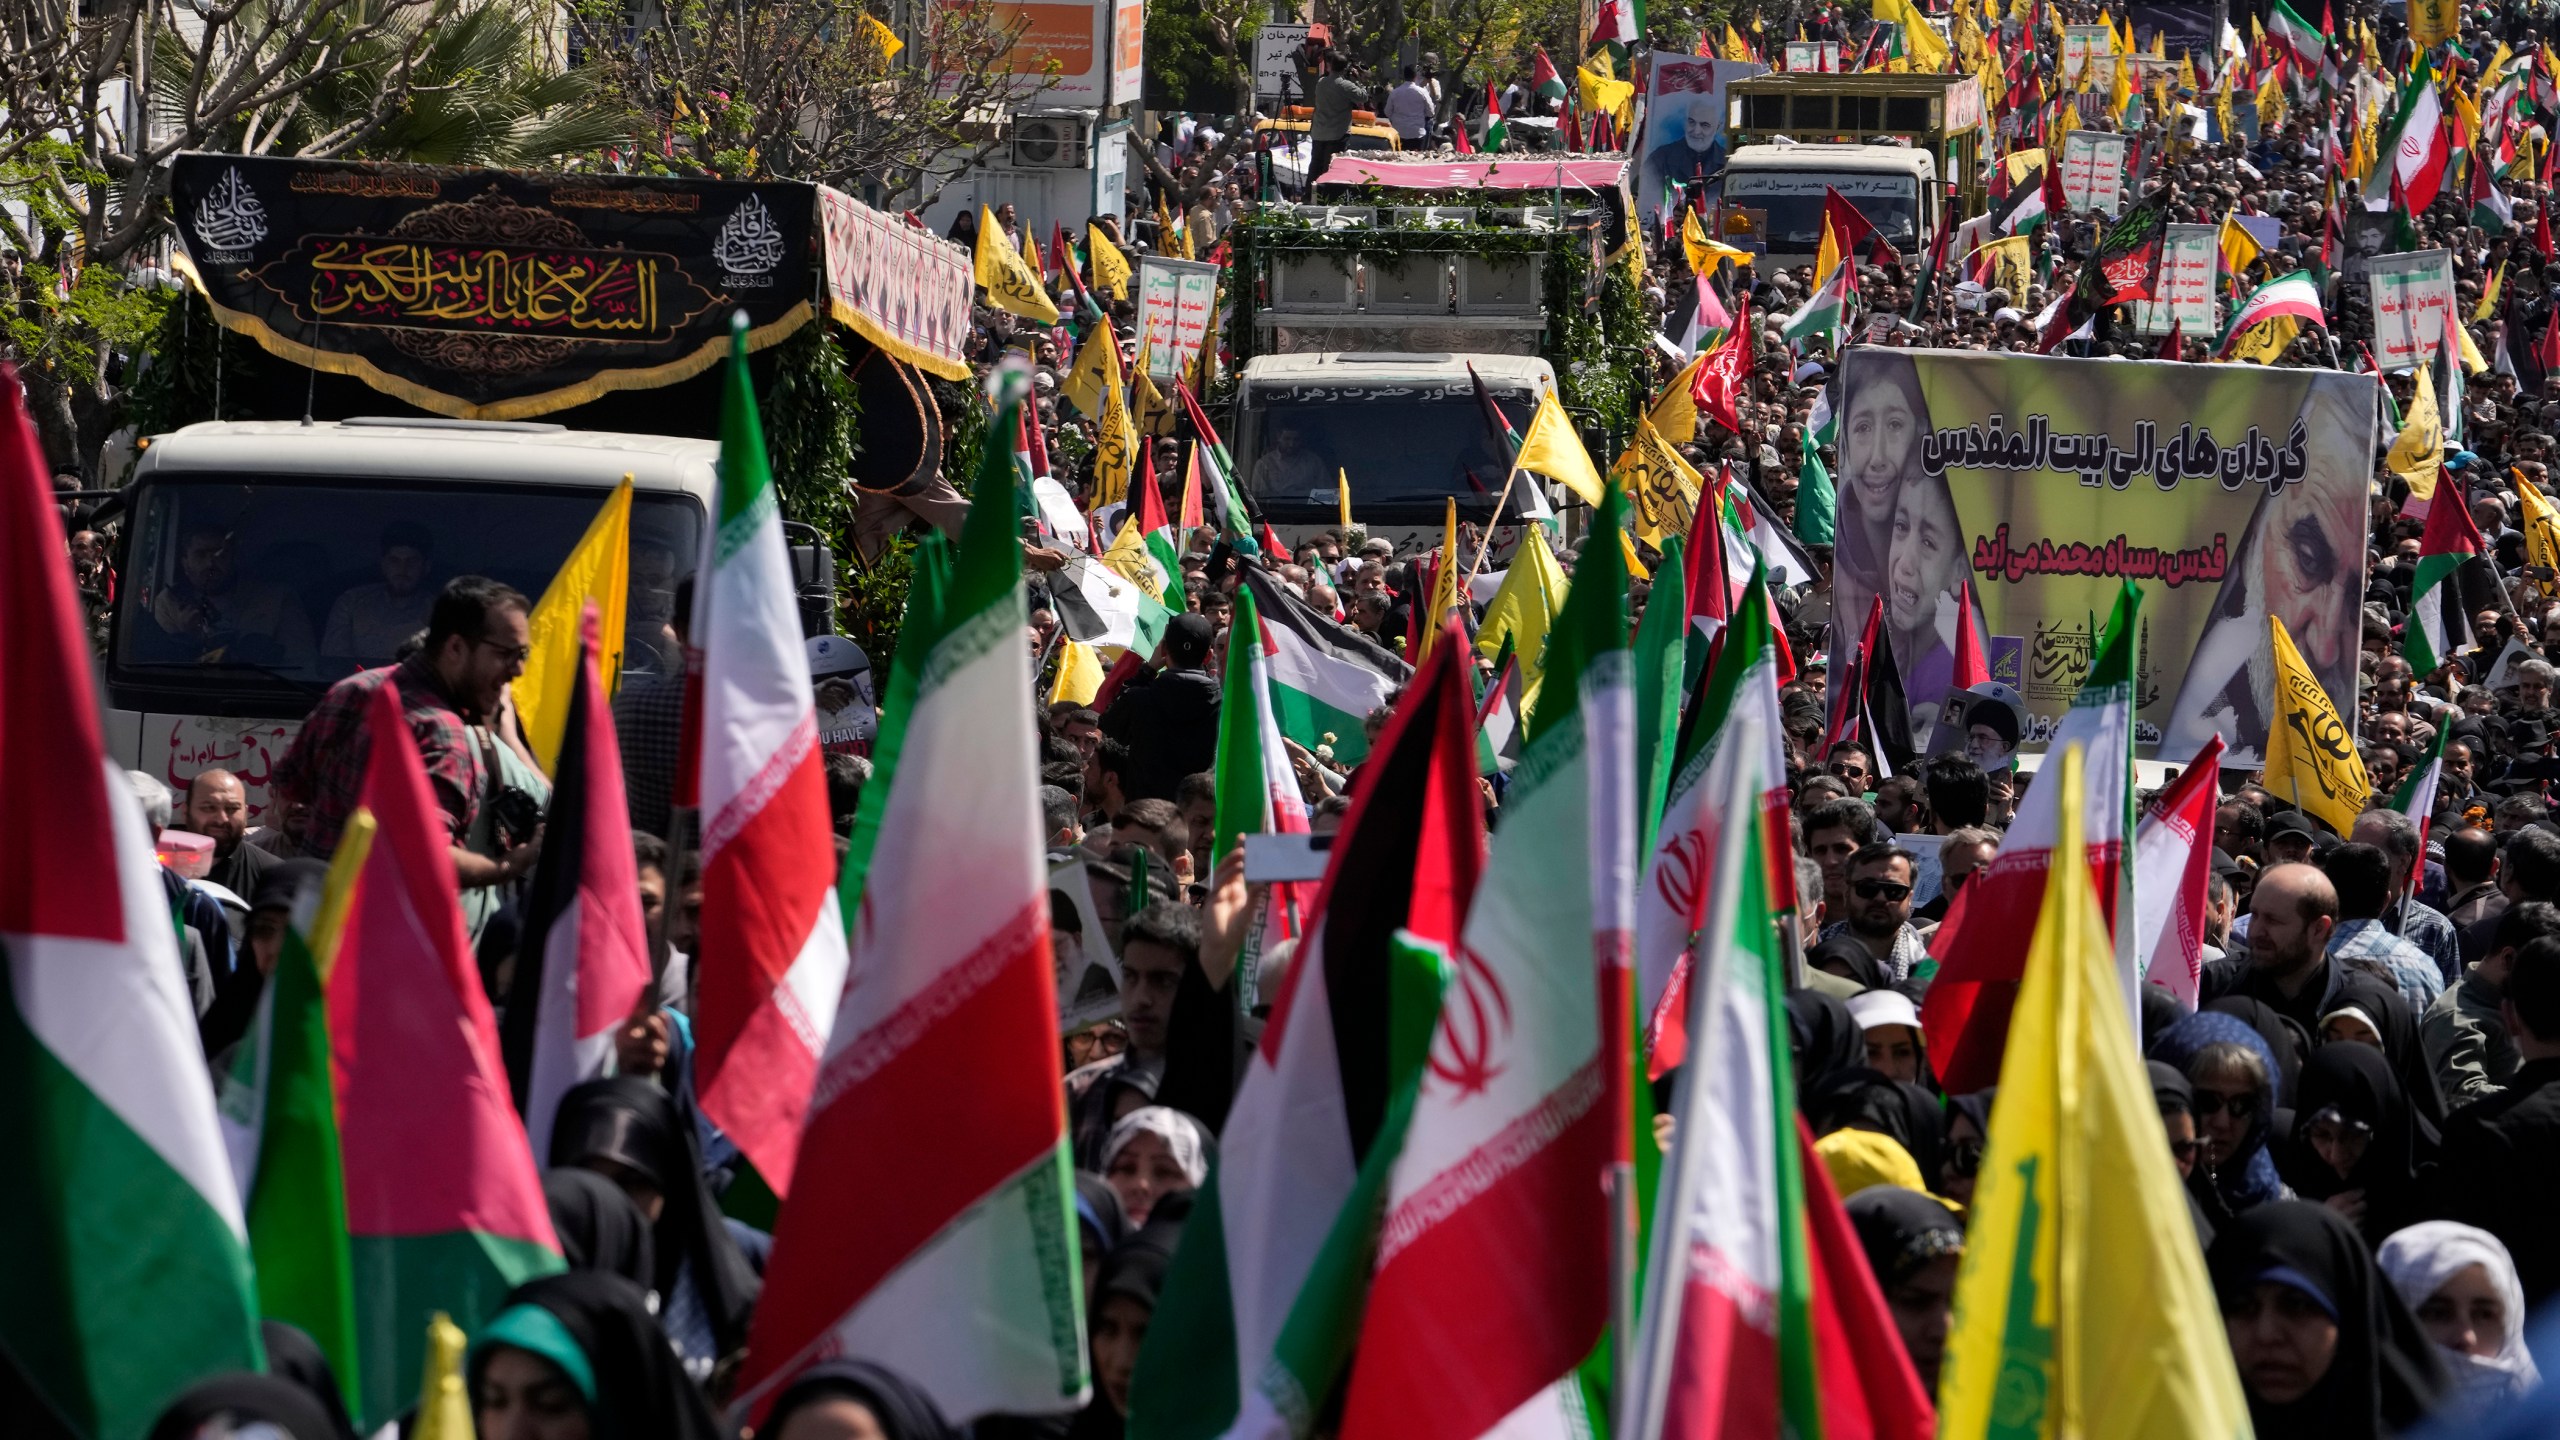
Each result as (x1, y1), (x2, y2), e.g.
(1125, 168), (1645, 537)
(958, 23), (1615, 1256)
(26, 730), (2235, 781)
(1293, 40), (1367, 190)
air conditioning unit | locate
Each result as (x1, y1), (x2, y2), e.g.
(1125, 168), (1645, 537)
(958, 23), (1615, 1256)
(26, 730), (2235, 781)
(1269, 253), (1359, 312)
(1390, 206), (1476, 229)
(1011, 115), (1092, 168)
(1364, 254), (1450, 314)
(1454, 254), (1543, 315)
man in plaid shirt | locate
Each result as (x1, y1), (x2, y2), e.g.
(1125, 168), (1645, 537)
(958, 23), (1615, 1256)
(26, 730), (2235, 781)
(272, 575), (542, 891)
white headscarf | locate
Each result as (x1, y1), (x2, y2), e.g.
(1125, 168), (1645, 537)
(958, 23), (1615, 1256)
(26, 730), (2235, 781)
(2378, 1221), (2542, 1414)
(1102, 1106), (1212, 1187)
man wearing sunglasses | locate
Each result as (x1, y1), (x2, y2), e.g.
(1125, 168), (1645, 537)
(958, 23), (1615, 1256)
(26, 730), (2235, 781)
(272, 574), (538, 894)
(1817, 842), (1930, 984)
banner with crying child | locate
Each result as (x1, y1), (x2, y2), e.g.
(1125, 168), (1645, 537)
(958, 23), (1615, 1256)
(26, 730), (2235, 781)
(1829, 348), (2375, 766)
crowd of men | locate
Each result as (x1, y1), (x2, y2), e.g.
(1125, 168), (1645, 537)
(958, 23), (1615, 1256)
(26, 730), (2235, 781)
(93, 0), (2560, 1435)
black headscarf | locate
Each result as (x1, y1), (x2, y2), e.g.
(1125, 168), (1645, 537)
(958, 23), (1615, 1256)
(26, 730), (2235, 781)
(2202, 996), (2310, 1106)
(1785, 990), (1868, 1094)
(2278, 1044), (2434, 1244)
(1075, 1170), (1130, 1262)
(1808, 933), (1891, 992)
(545, 1167), (659, 1291)
(1069, 1225), (1185, 1440)
(761, 1361), (958, 1440)
(1804, 1067), (1947, 1193)
(149, 1374), (340, 1440)
(2148, 1060), (2195, 1114)
(2140, 982), (2191, 1053)
(1843, 1185), (1964, 1291)
(469, 1272), (729, 1440)
(2206, 1201), (2445, 1440)
(548, 1078), (759, 1360)
(257, 1321), (358, 1440)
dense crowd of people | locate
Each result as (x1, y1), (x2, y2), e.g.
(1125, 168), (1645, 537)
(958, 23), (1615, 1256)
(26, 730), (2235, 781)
(89, 0), (2560, 1436)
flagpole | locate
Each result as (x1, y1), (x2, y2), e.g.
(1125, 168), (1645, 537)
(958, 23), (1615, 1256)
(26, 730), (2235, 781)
(1465, 462), (1527, 587)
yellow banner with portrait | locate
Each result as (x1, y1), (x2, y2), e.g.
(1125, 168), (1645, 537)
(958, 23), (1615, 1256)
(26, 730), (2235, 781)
(1828, 349), (2376, 765)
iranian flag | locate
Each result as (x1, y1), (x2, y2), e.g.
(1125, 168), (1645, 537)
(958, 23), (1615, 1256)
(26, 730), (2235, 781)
(2386, 63), (2450, 214)
(1639, 562), (1792, 1079)
(738, 380), (1087, 1425)
(1920, 581), (2140, 1093)
(692, 316), (851, 1198)
(221, 822), (368, 1424)
(1620, 701), (1933, 1440)
(2213, 271), (2327, 358)
(1212, 580), (1314, 862)
(335, 683), (564, 1427)
(2268, 0), (2325, 72)
(2129, 736), (2225, 1008)
(1243, 567), (1411, 767)
(1337, 485), (1638, 1440)
(1783, 260), (1855, 347)
(501, 611), (652, 1164)
(1130, 631), (1484, 1440)
(2404, 469), (2486, 673)
(0, 367), (263, 1440)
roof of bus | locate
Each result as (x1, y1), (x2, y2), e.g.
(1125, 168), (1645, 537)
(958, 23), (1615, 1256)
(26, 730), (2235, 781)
(1241, 352), (1554, 387)
(136, 420), (720, 499)
(1723, 143), (1937, 173)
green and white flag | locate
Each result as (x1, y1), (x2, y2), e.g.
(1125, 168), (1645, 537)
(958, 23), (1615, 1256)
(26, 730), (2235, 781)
(2405, 481), (2487, 674)
(1783, 261), (1855, 348)
(2269, 0), (2326, 70)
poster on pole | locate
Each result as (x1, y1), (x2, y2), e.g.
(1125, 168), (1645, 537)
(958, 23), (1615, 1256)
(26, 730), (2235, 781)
(2136, 224), (2219, 336)
(2061, 130), (2131, 216)
(1830, 348), (2375, 763)
(1639, 57), (1764, 226)
(1254, 24), (1312, 101)
(1138, 254), (1220, 382)
(1784, 41), (1841, 71)
(2366, 248), (2458, 371)
(2062, 24), (2115, 83)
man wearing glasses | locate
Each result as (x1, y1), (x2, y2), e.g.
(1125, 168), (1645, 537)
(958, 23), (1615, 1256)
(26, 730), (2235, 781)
(272, 575), (541, 892)
(1816, 842), (1931, 984)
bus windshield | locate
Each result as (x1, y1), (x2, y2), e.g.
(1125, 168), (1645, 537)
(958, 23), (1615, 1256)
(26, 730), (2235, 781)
(113, 474), (702, 688)
(1723, 172), (1920, 250)
(1240, 386), (1536, 522)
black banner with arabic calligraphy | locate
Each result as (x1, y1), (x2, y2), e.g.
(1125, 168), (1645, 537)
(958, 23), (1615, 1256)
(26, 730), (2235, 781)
(170, 154), (814, 420)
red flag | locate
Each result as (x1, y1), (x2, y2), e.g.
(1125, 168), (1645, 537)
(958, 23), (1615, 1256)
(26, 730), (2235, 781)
(1823, 187), (1876, 256)
(1683, 467), (1731, 629)
(1951, 581), (1988, 690)
(2538, 313), (2560, 376)
(1690, 297), (1752, 435)
(2539, 200), (2556, 261)
(502, 606), (654, 1163)
(2133, 735), (2226, 1007)
(2158, 318), (2185, 360)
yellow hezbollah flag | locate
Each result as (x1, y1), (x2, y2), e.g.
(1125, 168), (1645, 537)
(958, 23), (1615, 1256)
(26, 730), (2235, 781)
(1649, 354), (1704, 446)
(2216, 210), (2261, 284)
(1061, 325), (1113, 418)
(1088, 222), (1132, 299)
(1611, 411), (1705, 546)
(1682, 208), (1755, 276)
(1513, 389), (1607, 505)
(412, 1313), (474, 1440)
(2387, 364), (2443, 499)
(974, 206), (1059, 323)
(1722, 22), (1753, 59)
(1049, 638), (1106, 706)
(2266, 612), (2370, 835)
(1093, 338), (1139, 508)
(1475, 527), (1570, 710)
(516, 477), (631, 773)
(1101, 516), (1171, 605)
(1936, 742), (2255, 1440)
(860, 13), (904, 61)
(1421, 499), (1462, 657)
(2517, 472), (2560, 595)
(1580, 61), (1635, 125)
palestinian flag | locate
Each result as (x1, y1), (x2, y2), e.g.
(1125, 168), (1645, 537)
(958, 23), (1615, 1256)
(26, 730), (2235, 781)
(1243, 567), (1412, 766)
(1130, 631), (1482, 1440)
(1638, 563), (1792, 1076)
(1478, 640), (1525, 775)
(1921, 582), (2140, 1093)
(2404, 475), (2487, 673)
(2213, 271), (2327, 357)
(1622, 695), (1933, 1440)
(1533, 48), (1570, 104)
(692, 319), (852, 1199)
(1337, 485), (1636, 1440)
(1990, 160), (2050, 233)
(2471, 146), (2516, 230)
(1177, 383), (1255, 542)
(501, 612), (653, 1165)
(1125, 442), (1187, 609)
(2074, 195), (2169, 308)
(739, 380), (1088, 1425)
(2268, 0), (2325, 72)
(1050, 547), (1172, 656)
(1782, 260), (1856, 346)
(336, 683), (564, 1426)
(0, 369), (262, 1440)
(1475, 83), (1510, 149)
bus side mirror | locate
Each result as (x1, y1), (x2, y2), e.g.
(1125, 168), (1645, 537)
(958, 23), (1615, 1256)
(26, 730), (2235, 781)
(784, 522), (839, 639)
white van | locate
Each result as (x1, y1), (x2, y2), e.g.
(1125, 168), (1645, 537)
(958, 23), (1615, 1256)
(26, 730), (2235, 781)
(1720, 143), (1942, 270)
